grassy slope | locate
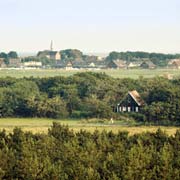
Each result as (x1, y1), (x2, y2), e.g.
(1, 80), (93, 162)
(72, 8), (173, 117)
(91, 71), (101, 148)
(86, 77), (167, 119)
(0, 69), (180, 79)
(0, 118), (179, 135)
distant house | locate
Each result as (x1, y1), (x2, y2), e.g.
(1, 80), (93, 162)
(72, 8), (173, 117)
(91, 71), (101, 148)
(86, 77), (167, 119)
(55, 61), (64, 68)
(56, 61), (73, 70)
(117, 90), (144, 112)
(140, 61), (156, 69)
(37, 50), (61, 60)
(168, 59), (180, 69)
(95, 61), (107, 69)
(106, 60), (127, 69)
(88, 62), (96, 68)
(56, 60), (107, 69)
(23, 61), (42, 68)
(72, 61), (89, 69)
(65, 62), (73, 70)
(0, 58), (6, 68)
(9, 58), (21, 68)
(127, 62), (141, 69)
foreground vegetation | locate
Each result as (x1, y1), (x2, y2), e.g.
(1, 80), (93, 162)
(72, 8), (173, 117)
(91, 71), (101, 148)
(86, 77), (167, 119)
(0, 118), (179, 135)
(0, 122), (179, 179)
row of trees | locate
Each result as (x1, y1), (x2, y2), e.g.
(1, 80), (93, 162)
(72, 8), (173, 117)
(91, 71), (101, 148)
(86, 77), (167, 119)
(0, 51), (18, 65)
(106, 51), (180, 67)
(0, 72), (180, 123)
(0, 123), (179, 179)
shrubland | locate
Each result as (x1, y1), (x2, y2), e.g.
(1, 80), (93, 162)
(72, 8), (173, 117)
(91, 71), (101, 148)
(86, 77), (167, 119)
(0, 72), (180, 124)
(0, 123), (179, 179)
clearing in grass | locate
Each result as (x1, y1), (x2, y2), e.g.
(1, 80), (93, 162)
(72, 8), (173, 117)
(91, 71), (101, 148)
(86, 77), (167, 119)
(0, 68), (180, 79)
(0, 118), (179, 135)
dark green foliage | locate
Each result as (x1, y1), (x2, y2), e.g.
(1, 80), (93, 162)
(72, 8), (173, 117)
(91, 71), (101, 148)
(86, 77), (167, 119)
(7, 51), (18, 59)
(0, 72), (180, 122)
(0, 125), (179, 179)
(0, 52), (8, 59)
(0, 51), (19, 65)
(60, 49), (83, 60)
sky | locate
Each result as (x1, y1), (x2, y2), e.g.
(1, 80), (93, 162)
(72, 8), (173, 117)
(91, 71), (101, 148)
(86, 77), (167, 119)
(0, 0), (179, 54)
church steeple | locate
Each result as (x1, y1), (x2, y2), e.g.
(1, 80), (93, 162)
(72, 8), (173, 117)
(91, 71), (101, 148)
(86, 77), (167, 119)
(50, 40), (53, 51)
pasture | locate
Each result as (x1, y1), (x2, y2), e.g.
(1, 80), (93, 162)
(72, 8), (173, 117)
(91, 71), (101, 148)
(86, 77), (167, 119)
(0, 68), (180, 79)
(0, 118), (179, 135)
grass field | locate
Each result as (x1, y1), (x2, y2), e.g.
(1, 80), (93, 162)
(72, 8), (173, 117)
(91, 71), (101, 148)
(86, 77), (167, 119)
(0, 118), (179, 135)
(0, 68), (180, 79)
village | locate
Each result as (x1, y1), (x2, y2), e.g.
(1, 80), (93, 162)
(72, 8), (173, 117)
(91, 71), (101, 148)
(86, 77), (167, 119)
(1, 45), (180, 70)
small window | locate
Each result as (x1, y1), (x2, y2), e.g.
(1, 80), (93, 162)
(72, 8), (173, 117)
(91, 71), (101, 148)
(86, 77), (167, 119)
(136, 107), (139, 112)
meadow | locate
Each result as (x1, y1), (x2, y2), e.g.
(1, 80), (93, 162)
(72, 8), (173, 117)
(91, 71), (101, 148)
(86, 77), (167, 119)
(0, 118), (179, 135)
(0, 68), (180, 78)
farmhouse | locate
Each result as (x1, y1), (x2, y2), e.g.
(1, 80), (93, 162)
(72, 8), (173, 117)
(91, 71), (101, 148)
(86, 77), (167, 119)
(168, 59), (180, 69)
(23, 61), (42, 68)
(9, 58), (21, 68)
(56, 61), (74, 70)
(140, 61), (156, 69)
(37, 50), (61, 60)
(70, 61), (85, 69)
(65, 62), (73, 70)
(117, 90), (144, 112)
(107, 60), (127, 69)
(127, 61), (141, 69)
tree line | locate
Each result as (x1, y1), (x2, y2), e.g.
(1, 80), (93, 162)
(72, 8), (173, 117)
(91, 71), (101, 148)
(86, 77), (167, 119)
(0, 51), (18, 65)
(0, 123), (179, 179)
(0, 72), (180, 124)
(106, 51), (180, 67)
(3, 50), (180, 67)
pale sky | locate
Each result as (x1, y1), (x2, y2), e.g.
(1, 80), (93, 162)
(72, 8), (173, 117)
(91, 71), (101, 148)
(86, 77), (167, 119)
(0, 0), (179, 54)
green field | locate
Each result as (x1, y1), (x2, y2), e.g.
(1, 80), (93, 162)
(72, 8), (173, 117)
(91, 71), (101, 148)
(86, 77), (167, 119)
(0, 68), (180, 78)
(0, 118), (179, 135)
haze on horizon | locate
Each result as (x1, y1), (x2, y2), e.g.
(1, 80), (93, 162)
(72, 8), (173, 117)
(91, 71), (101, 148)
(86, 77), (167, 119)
(0, 0), (179, 54)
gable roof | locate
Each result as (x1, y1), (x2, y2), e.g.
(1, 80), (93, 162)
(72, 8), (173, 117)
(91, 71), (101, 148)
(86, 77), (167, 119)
(127, 61), (142, 67)
(107, 59), (126, 68)
(128, 90), (144, 106)
(168, 59), (180, 65)
(172, 59), (180, 66)
(113, 60), (126, 67)
(140, 61), (156, 68)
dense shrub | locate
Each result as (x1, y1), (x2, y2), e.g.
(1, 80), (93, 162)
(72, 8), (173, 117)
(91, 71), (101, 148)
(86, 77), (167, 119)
(0, 124), (179, 179)
(0, 72), (180, 122)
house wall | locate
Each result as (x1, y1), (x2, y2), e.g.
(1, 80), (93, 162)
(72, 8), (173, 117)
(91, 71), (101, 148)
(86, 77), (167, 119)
(9, 58), (21, 67)
(117, 94), (140, 113)
(55, 52), (61, 60)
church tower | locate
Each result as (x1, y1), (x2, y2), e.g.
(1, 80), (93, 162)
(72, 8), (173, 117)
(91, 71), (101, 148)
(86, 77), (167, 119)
(50, 40), (53, 51)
